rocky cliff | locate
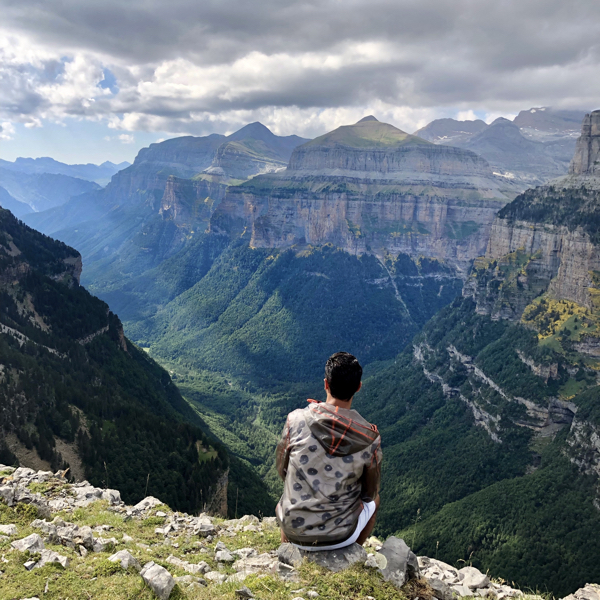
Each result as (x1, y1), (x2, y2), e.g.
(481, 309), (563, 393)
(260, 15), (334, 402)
(466, 110), (600, 319)
(1, 465), (595, 600)
(211, 117), (515, 273)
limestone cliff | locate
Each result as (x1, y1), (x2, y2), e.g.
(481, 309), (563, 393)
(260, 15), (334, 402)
(211, 118), (514, 273)
(465, 110), (600, 318)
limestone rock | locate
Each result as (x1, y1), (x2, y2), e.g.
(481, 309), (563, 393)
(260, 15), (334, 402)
(216, 549), (235, 563)
(133, 496), (163, 512)
(376, 536), (419, 589)
(235, 586), (255, 598)
(233, 552), (277, 574)
(93, 537), (118, 553)
(0, 524), (17, 536)
(205, 571), (228, 584)
(140, 561), (175, 600)
(561, 584), (600, 600)
(570, 111), (600, 176)
(459, 566), (490, 590)
(429, 578), (453, 600)
(11, 533), (45, 553)
(166, 555), (209, 574)
(34, 550), (69, 569)
(108, 550), (141, 572)
(277, 542), (366, 573)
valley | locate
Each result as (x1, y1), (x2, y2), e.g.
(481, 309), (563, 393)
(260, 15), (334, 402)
(2, 109), (600, 595)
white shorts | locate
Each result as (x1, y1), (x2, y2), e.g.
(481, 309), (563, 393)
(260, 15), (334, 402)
(293, 500), (377, 552)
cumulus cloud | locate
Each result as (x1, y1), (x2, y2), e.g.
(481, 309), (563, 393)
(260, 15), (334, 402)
(0, 0), (599, 139)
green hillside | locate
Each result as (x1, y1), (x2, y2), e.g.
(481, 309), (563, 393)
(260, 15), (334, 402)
(303, 118), (432, 149)
(0, 208), (273, 518)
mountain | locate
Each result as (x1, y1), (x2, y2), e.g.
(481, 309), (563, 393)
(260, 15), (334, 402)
(349, 110), (600, 595)
(0, 167), (101, 212)
(0, 185), (32, 218)
(0, 157), (131, 186)
(415, 108), (588, 188)
(0, 205), (272, 517)
(414, 117), (488, 145)
(211, 117), (515, 273)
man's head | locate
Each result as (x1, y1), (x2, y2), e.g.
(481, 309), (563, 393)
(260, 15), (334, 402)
(324, 352), (363, 401)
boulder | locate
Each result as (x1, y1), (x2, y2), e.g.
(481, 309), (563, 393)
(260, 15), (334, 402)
(166, 555), (209, 574)
(232, 548), (257, 560)
(141, 561), (175, 600)
(11, 534), (45, 553)
(216, 549), (235, 563)
(452, 584), (473, 597)
(459, 566), (490, 590)
(205, 571), (228, 584)
(108, 550), (141, 572)
(93, 537), (118, 553)
(34, 550), (69, 569)
(0, 524), (17, 536)
(376, 536), (419, 589)
(133, 497), (163, 512)
(429, 578), (453, 600)
(235, 586), (255, 598)
(101, 489), (122, 505)
(277, 542), (367, 573)
(561, 585), (600, 600)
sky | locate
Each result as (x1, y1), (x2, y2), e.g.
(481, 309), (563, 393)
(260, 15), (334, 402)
(1, 0), (599, 165)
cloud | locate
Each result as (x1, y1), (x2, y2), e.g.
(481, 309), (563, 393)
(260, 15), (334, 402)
(118, 133), (134, 144)
(0, 0), (599, 139)
(0, 121), (16, 140)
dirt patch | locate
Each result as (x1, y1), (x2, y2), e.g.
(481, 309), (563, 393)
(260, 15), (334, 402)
(54, 438), (85, 482)
(5, 433), (52, 472)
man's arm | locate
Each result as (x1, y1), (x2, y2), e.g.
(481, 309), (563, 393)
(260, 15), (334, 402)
(276, 417), (292, 480)
(360, 439), (382, 502)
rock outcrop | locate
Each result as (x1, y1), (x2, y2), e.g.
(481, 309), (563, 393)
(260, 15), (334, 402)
(570, 110), (600, 176)
(1, 465), (594, 600)
(211, 118), (515, 273)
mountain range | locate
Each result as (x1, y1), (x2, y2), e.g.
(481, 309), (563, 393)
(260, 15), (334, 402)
(1, 107), (600, 594)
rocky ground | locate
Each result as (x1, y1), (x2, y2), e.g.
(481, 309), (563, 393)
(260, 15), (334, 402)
(0, 465), (597, 600)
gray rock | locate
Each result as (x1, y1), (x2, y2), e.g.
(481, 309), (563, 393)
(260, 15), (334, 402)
(233, 553), (277, 574)
(205, 571), (228, 584)
(452, 584), (473, 597)
(92, 537), (118, 553)
(261, 517), (278, 528)
(215, 550), (235, 563)
(561, 584), (600, 600)
(122, 534), (134, 543)
(376, 536), (419, 589)
(459, 566), (490, 590)
(364, 554), (380, 569)
(108, 550), (141, 572)
(23, 561), (37, 571)
(214, 541), (228, 552)
(429, 578), (454, 600)
(79, 545), (88, 558)
(166, 555), (209, 574)
(278, 542), (366, 573)
(101, 489), (121, 505)
(140, 561), (175, 600)
(34, 550), (69, 569)
(276, 561), (300, 582)
(195, 523), (217, 537)
(133, 497), (163, 512)
(0, 524), (17, 536)
(11, 533), (45, 553)
(235, 586), (255, 598)
(232, 547), (258, 560)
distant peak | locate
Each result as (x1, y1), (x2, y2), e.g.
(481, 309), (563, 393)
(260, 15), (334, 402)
(228, 121), (274, 142)
(357, 116), (379, 123)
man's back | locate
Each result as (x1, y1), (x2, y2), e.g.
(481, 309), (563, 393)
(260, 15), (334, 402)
(276, 399), (382, 547)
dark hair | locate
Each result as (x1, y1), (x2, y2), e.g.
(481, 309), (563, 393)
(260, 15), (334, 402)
(325, 352), (363, 401)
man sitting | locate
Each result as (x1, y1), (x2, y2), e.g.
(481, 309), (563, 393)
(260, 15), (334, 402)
(276, 352), (382, 550)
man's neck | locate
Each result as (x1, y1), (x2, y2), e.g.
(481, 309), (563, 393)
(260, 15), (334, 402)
(325, 393), (353, 409)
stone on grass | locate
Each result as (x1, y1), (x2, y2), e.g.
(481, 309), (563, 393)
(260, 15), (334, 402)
(232, 547), (257, 560)
(93, 537), (118, 553)
(133, 497), (163, 512)
(278, 542), (366, 573)
(35, 550), (69, 569)
(205, 571), (228, 584)
(452, 584), (473, 597)
(174, 575), (206, 589)
(233, 553), (277, 574)
(235, 586), (255, 598)
(108, 549), (141, 572)
(101, 489), (121, 505)
(307, 592), (319, 598)
(0, 524), (17, 536)
(459, 566), (490, 590)
(140, 561), (175, 600)
(166, 555), (209, 574)
(216, 549), (235, 563)
(11, 533), (45, 552)
(23, 561), (37, 571)
(122, 534), (134, 543)
(376, 536), (419, 589)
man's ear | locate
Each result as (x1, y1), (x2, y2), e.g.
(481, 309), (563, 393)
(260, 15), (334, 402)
(324, 378), (329, 392)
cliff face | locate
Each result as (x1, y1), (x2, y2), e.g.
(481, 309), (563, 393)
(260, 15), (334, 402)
(466, 111), (600, 318)
(211, 118), (514, 273)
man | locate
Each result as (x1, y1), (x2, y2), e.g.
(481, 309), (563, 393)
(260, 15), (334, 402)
(276, 352), (382, 551)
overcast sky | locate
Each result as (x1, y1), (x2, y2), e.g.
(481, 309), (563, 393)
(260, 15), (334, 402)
(1, 0), (599, 164)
